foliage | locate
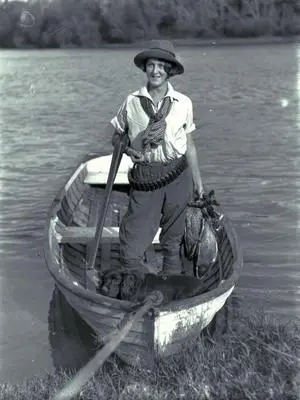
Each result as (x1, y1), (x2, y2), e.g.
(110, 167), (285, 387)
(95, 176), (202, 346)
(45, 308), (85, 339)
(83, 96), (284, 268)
(0, 0), (300, 47)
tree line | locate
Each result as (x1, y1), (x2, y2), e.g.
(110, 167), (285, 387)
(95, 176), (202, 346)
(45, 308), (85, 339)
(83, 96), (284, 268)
(0, 0), (299, 48)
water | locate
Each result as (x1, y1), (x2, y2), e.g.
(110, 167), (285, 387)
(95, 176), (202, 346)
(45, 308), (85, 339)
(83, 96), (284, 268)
(0, 43), (300, 383)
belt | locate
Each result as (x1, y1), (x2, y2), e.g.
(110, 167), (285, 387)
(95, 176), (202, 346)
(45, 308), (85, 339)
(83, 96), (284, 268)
(128, 155), (188, 191)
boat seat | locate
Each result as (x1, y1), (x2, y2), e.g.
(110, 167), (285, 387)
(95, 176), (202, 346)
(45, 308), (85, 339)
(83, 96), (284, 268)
(84, 154), (133, 185)
(56, 225), (161, 245)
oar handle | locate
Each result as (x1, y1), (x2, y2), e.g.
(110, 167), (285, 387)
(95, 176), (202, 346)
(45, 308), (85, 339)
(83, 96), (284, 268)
(86, 136), (128, 271)
(54, 290), (164, 400)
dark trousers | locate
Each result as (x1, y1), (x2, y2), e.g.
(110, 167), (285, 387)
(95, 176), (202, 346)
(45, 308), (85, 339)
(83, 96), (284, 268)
(119, 167), (193, 274)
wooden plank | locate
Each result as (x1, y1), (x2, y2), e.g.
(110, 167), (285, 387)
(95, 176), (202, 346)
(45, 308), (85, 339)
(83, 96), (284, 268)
(69, 176), (85, 202)
(62, 249), (85, 270)
(72, 204), (89, 227)
(57, 226), (161, 244)
(62, 244), (85, 264)
(64, 242), (86, 254)
(100, 204), (113, 271)
(222, 260), (232, 280)
(84, 171), (130, 185)
(65, 185), (81, 212)
(220, 243), (232, 267)
(61, 248), (86, 283)
(58, 198), (74, 225)
(86, 196), (100, 256)
(85, 194), (101, 290)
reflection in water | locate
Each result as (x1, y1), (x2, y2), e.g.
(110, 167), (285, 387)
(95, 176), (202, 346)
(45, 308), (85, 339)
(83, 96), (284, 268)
(1, 44), (299, 382)
(298, 46), (300, 131)
(294, 45), (300, 318)
(48, 286), (99, 371)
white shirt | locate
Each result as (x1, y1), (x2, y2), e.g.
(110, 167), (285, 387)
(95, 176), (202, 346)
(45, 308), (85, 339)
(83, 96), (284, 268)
(110, 82), (196, 163)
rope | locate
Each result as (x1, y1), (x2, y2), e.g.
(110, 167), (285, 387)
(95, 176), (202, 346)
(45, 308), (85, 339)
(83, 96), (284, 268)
(139, 96), (172, 152)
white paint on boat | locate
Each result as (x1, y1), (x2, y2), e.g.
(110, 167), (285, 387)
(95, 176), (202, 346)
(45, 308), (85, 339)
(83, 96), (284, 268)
(154, 286), (234, 352)
(50, 216), (62, 244)
(84, 154), (133, 185)
(64, 162), (86, 192)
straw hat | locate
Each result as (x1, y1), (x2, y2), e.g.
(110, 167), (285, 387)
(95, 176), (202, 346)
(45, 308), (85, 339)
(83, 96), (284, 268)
(134, 40), (184, 76)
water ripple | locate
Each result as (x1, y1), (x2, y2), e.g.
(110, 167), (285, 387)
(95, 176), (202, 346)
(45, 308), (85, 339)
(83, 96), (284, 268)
(0, 45), (299, 318)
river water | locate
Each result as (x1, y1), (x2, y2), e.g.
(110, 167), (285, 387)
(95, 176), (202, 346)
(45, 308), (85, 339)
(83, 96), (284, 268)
(0, 43), (300, 383)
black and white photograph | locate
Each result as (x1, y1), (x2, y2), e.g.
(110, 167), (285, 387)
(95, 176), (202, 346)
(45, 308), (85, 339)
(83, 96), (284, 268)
(0, 0), (299, 399)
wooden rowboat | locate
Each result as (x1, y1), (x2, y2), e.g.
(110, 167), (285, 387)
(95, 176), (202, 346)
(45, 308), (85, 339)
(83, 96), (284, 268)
(44, 152), (243, 366)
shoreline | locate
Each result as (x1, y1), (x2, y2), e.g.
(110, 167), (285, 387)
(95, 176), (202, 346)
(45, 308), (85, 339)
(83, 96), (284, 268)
(98, 35), (300, 49)
(173, 35), (300, 47)
(0, 305), (299, 399)
(1, 35), (299, 50)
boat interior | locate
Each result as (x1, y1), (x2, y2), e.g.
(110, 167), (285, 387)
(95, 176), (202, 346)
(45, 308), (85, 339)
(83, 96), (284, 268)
(50, 155), (237, 302)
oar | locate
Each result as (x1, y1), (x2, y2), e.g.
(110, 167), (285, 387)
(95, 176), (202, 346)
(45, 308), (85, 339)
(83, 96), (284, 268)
(86, 135), (128, 271)
(54, 290), (164, 400)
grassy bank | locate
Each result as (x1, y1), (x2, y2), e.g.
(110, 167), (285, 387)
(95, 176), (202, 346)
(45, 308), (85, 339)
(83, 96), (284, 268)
(1, 305), (299, 400)
(0, 0), (300, 48)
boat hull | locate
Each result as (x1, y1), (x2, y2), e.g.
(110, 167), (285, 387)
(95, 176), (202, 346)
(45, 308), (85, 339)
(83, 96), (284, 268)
(44, 153), (243, 366)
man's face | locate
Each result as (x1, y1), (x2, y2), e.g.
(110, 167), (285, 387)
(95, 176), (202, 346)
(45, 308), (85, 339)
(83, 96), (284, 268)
(145, 58), (169, 88)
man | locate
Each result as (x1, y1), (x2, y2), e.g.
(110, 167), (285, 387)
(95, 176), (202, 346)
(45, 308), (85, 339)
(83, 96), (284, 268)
(107, 40), (203, 277)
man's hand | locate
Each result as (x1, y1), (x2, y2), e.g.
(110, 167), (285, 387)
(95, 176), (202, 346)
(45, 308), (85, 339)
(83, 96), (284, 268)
(186, 134), (204, 199)
(193, 182), (204, 200)
(112, 130), (142, 162)
(112, 131), (123, 147)
(125, 146), (143, 162)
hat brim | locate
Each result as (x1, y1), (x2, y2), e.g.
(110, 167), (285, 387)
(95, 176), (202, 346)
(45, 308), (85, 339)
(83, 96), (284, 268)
(134, 49), (184, 75)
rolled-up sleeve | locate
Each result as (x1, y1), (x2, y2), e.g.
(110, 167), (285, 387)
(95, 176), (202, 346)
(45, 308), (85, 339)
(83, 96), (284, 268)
(185, 99), (196, 134)
(110, 98), (128, 134)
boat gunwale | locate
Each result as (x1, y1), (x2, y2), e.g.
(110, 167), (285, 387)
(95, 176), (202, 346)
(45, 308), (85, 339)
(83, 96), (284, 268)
(44, 153), (243, 314)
